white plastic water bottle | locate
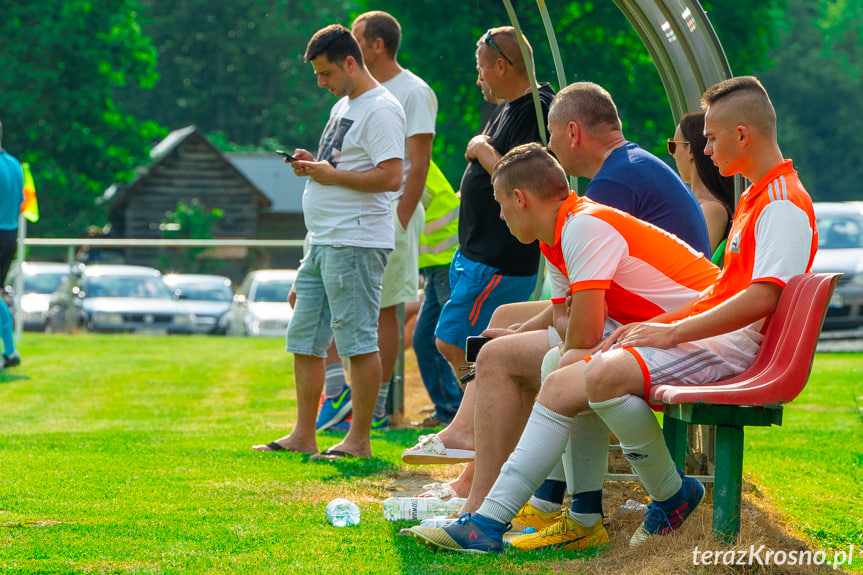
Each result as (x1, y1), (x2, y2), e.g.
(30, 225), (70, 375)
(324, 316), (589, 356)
(382, 497), (449, 521)
(326, 498), (361, 527)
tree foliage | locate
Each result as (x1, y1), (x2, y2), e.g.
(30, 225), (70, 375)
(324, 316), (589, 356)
(354, 0), (783, 187)
(755, 0), (863, 201)
(0, 0), (166, 238)
(116, 0), (361, 152)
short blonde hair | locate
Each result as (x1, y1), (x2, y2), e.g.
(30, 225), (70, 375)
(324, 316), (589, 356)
(493, 143), (569, 202)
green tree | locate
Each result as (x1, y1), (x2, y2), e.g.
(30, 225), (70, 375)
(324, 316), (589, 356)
(0, 0), (166, 238)
(117, 0), (361, 153)
(355, 1), (783, 187)
(754, 0), (863, 201)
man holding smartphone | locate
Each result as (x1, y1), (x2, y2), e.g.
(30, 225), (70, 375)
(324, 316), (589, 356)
(253, 24), (405, 460)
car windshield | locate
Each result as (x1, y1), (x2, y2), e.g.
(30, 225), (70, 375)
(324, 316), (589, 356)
(86, 276), (173, 299)
(252, 279), (293, 302)
(174, 282), (233, 302)
(817, 214), (863, 249)
(22, 272), (67, 294)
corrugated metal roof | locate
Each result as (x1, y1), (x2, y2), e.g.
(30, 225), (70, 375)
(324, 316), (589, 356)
(227, 153), (306, 214)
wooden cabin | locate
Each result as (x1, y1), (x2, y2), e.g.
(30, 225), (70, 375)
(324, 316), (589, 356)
(102, 126), (307, 280)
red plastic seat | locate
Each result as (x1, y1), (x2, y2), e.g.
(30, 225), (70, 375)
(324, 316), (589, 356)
(651, 273), (840, 406)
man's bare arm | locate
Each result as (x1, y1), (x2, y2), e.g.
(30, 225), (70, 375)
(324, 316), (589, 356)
(618, 282), (782, 350)
(293, 157), (404, 193)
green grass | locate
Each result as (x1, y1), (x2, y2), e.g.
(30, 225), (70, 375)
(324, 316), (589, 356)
(743, 353), (863, 570)
(0, 335), (861, 573)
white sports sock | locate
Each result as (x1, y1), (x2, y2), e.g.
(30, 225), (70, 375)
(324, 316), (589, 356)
(324, 362), (348, 398)
(478, 403), (574, 524)
(374, 379), (390, 418)
(589, 394), (681, 502)
(564, 410), (610, 495)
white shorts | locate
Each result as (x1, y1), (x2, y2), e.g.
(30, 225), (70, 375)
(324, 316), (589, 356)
(380, 197), (424, 308)
(622, 325), (763, 399)
(541, 318), (622, 382)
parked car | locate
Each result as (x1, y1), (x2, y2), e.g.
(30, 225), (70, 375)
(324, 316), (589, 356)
(162, 273), (233, 335)
(812, 202), (863, 330)
(228, 269), (297, 336)
(3, 262), (72, 331)
(44, 265), (196, 334)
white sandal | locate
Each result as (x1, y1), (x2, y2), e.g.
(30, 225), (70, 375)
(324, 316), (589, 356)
(400, 433), (475, 464)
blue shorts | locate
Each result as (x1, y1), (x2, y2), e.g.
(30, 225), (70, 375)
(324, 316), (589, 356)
(286, 244), (388, 358)
(435, 249), (537, 350)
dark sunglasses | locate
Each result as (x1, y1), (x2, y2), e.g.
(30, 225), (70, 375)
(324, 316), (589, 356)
(482, 29), (513, 65)
(667, 139), (690, 155)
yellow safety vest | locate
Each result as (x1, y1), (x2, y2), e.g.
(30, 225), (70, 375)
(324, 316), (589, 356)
(418, 160), (459, 269)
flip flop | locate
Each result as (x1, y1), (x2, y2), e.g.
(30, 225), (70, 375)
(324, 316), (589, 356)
(252, 441), (287, 452)
(401, 433), (475, 465)
(310, 448), (355, 461)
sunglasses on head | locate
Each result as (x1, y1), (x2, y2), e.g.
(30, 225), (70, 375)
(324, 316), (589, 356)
(482, 29), (514, 65)
(667, 139), (690, 155)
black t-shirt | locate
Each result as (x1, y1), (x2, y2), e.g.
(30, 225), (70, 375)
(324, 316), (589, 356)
(458, 83), (555, 276)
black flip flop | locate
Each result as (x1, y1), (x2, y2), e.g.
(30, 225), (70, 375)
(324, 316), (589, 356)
(310, 448), (354, 461)
(251, 441), (286, 452)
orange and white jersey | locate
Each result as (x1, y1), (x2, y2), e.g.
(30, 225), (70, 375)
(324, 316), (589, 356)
(540, 195), (718, 325)
(691, 161), (817, 316)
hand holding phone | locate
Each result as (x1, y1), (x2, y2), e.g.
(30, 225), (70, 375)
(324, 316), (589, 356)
(275, 149), (296, 162)
(465, 335), (492, 363)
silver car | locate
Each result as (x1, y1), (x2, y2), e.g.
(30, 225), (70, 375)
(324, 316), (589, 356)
(4, 262), (72, 331)
(228, 269), (296, 336)
(163, 274), (233, 335)
(812, 202), (863, 331)
(44, 265), (196, 334)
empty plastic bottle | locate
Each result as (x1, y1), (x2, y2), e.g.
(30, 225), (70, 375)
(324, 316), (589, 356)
(382, 497), (449, 521)
(620, 499), (648, 513)
(419, 515), (458, 528)
(326, 498), (361, 527)
(446, 497), (467, 515)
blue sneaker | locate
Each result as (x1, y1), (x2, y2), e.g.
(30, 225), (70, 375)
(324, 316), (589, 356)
(371, 414), (389, 431)
(315, 387), (352, 431)
(409, 513), (508, 554)
(630, 472), (704, 546)
(327, 416), (352, 432)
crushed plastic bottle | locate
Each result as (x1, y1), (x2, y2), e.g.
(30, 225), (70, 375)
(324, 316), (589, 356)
(620, 499), (648, 513)
(383, 497), (449, 521)
(326, 498), (361, 527)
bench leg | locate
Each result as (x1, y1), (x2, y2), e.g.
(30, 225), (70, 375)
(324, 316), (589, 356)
(662, 415), (688, 470)
(713, 424), (744, 543)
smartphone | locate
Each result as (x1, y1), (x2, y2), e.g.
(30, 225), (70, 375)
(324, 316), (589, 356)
(275, 149), (296, 162)
(465, 335), (492, 363)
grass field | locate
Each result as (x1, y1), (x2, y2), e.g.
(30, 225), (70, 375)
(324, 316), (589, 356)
(0, 334), (860, 574)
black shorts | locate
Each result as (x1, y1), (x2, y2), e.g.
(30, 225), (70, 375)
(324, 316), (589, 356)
(0, 229), (18, 284)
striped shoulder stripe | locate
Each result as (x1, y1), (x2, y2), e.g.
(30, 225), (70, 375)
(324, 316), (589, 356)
(768, 175), (788, 202)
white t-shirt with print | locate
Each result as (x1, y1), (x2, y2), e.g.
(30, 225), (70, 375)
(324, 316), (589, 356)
(382, 70), (437, 199)
(303, 85), (406, 249)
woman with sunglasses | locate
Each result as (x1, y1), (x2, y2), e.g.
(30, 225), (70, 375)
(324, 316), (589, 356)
(668, 112), (735, 261)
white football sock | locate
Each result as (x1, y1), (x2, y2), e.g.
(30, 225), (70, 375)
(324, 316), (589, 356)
(589, 394), (681, 502)
(478, 403), (574, 524)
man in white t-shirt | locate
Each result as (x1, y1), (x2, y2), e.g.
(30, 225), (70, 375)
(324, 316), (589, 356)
(252, 24), (406, 460)
(337, 10), (439, 430)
